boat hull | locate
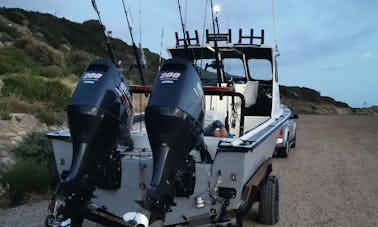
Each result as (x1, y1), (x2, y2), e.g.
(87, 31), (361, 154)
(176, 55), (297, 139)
(47, 110), (288, 225)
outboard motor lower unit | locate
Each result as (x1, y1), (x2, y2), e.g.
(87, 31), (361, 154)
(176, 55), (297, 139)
(56, 59), (134, 201)
(142, 58), (205, 222)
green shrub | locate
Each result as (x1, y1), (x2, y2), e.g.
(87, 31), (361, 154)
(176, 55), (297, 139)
(0, 46), (38, 74)
(0, 97), (11, 120)
(8, 96), (45, 113)
(0, 159), (50, 206)
(0, 131), (59, 206)
(66, 50), (92, 75)
(36, 110), (66, 126)
(12, 131), (53, 164)
(43, 80), (71, 109)
(1, 74), (70, 111)
(39, 65), (64, 78)
(16, 38), (65, 66)
(0, 16), (20, 38)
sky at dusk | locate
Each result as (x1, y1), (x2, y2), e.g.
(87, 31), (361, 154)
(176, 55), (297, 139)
(1, 0), (377, 107)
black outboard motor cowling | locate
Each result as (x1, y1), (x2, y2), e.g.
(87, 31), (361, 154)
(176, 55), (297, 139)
(142, 58), (205, 221)
(56, 59), (133, 201)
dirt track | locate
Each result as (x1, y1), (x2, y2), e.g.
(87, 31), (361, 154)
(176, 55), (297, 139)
(249, 115), (378, 226)
(1, 115), (378, 226)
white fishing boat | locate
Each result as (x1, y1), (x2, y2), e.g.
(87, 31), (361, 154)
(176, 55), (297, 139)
(46, 26), (291, 227)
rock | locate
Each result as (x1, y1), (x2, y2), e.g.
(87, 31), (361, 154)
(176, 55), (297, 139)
(60, 44), (71, 51)
(10, 113), (26, 122)
(1, 156), (14, 166)
(0, 149), (9, 157)
(10, 140), (17, 146)
(33, 32), (44, 40)
(17, 131), (27, 136)
(12, 136), (23, 142)
(4, 133), (17, 137)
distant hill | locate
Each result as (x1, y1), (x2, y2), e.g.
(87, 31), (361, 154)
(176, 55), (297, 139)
(0, 7), (377, 119)
(280, 86), (378, 115)
(0, 7), (159, 84)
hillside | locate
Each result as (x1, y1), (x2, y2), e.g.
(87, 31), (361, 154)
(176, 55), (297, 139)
(0, 7), (160, 126)
(280, 86), (378, 115)
(0, 7), (160, 82)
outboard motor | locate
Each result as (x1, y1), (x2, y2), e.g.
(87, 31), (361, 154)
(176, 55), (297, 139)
(141, 58), (205, 222)
(56, 59), (134, 202)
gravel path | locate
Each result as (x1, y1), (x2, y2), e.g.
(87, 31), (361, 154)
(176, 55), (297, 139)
(249, 115), (378, 227)
(1, 115), (377, 226)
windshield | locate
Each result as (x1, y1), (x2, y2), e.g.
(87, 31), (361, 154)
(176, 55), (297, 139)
(195, 58), (246, 85)
(248, 59), (272, 81)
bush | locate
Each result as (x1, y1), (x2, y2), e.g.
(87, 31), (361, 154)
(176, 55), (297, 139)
(39, 65), (64, 78)
(0, 160), (50, 206)
(8, 96), (45, 113)
(0, 131), (59, 206)
(66, 50), (92, 75)
(0, 97), (11, 120)
(0, 46), (38, 74)
(12, 131), (53, 165)
(1, 74), (71, 111)
(17, 38), (65, 66)
(0, 16), (20, 38)
(36, 110), (66, 126)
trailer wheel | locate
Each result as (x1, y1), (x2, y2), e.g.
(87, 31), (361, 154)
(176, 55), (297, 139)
(290, 133), (296, 148)
(279, 140), (289, 158)
(259, 175), (279, 225)
(44, 215), (55, 227)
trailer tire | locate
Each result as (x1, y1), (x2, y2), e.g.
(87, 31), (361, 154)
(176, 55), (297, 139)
(279, 140), (289, 158)
(290, 133), (296, 148)
(43, 215), (55, 227)
(259, 175), (279, 225)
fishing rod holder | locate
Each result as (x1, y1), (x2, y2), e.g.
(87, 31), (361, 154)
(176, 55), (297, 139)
(206, 29), (232, 43)
(175, 29), (265, 47)
(175, 30), (200, 47)
(238, 29), (264, 45)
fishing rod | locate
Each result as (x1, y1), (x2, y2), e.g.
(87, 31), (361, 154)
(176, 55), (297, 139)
(159, 28), (164, 69)
(91, 0), (118, 66)
(121, 0), (146, 86)
(210, 0), (223, 86)
(177, 0), (188, 49)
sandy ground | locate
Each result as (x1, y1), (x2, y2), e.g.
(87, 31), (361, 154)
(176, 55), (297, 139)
(248, 115), (378, 227)
(1, 115), (377, 226)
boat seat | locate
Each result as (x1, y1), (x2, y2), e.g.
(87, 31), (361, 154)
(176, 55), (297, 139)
(243, 81), (259, 107)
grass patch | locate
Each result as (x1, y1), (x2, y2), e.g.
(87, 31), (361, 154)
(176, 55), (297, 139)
(8, 96), (45, 113)
(36, 110), (66, 126)
(39, 65), (64, 78)
(1, 74), (70, 111)
(0, 46), (38, 74)
(0, 97), (11, 120)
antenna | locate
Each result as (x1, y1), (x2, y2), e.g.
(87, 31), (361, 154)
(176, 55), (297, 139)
(121, 0), (145, 85)
(91, 0), (118, 66)
(138, 0), (142, 45)
(177, 0), (188, 49)
(271, 0), (279, 53)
